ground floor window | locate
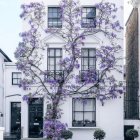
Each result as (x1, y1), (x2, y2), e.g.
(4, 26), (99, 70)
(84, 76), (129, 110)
(72, 98), (96, 127)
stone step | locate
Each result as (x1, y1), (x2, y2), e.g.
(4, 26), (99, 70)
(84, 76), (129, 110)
(21, 138), (46, 140)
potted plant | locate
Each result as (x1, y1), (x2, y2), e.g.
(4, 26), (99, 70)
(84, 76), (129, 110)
(61, 130), (73, 140)
(72, 120), (83, 127)
(84, 120), (96, 127)
(126, 129), (139, 140)
(94, 129), (106, 140)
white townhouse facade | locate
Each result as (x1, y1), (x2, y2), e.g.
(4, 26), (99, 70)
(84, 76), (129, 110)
(0, 0), (131, 140)
(0, 49), (12, 139)
(0, 49), (12, 127)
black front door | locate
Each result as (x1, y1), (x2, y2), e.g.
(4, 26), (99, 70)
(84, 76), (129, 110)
(124, 125), (134, 140)
(29, 98), (43, 138)
(11, 102), (21, 140)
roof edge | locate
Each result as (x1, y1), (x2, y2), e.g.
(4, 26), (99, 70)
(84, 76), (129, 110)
(0, 49), (12, 62)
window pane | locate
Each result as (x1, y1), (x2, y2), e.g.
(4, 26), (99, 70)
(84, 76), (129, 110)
(82, 49), (88, 56)
(56, 65), (61, 71)
(12, 103), (21, 108)
(49, 49), (54, 56)
(86, 19), (91, 24)
(74, 99), (83, 111)
(52, 8), (58, 13)
(49, 58), (55, 65)
(86, 8), (91, 13)
(48, 13), (53, 18)
(17, 73), (21, 78)
(75, 112), (83, 121)
(56, 58), (61, 64)
(83, 58), (88, 65)
(17, 79), (21, 84)
(13, 74), (18, 78)
(89, 58), (96, 67)
(84, 112), (93, 121)
(82, 19), (87, 24)
(84, 99), (94, 111)
(52, 19), (59, 27)
(49, 65), (55, 70)
(56, 49), (61, 56)
(89, 49), (96, 57)
(83, 65), (88, 70)
(13, 79), (18, 84)
(48, 8), (53, 13)
(52, 12), (58, 18)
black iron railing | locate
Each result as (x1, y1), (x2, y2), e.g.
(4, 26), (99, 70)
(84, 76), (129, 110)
(79, 70), (99, 82)
(45, 70), (64, 81)
(124, 99), (139, 120)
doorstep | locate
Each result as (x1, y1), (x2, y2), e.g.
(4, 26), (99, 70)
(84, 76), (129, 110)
(21, 138), (46, 140)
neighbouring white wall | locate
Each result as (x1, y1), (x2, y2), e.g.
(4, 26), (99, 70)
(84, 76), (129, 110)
(0, 54), (5, 127)
(0, 127), (4, 140)
(4, 63), (22, 133)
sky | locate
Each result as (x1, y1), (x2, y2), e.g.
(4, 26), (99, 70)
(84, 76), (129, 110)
(0, 0), (133, 62)
(0, 0), (21, 61)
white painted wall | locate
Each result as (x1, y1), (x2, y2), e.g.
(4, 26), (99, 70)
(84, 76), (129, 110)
(0, 53), (5, 127)
(0, 127), (4, 140)
(3, 63), (22, 133)
(0, 54), (4, 127)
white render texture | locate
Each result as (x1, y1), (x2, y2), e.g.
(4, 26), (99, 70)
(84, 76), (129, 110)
(0, 127), (4, 140)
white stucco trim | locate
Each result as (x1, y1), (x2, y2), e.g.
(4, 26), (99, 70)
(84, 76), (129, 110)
(69, 127), (99, 129)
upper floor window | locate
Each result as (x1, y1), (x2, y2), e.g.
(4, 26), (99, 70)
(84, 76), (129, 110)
(48, 7), (62, 28)
(72, 98), (96, 127)
(80, 48), (96, 82)
(48, 48), (62, 71)
(47, 48), (63, 80)
(12, 72), (21, 85)
(82, 7), (96, 28)
(81, 48), (96, 71)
